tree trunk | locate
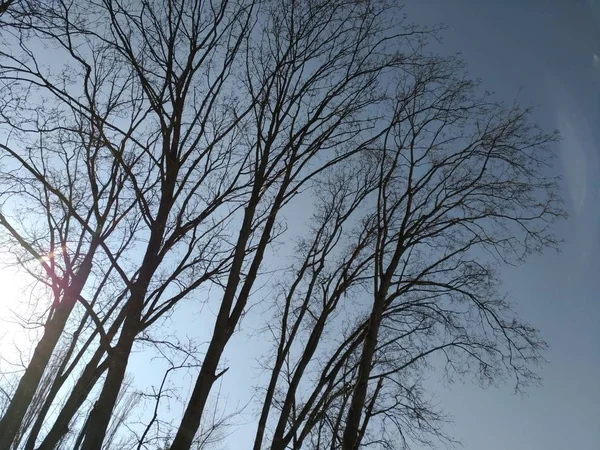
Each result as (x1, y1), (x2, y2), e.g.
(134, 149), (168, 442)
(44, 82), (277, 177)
(35, 353), (108, 450)
(23, 366), (66, 450)
(340, 295), (385, 450)
(77, 160), (177, 449)
(252, 355), (285, 450)
(78, 302), (141, 450)
(270, 316), (328, 450)
(0, 284), (92, 450)
(35, 305), (126, 450)
(170, 192), (271, 450)
(0, 303), (73, 450)
(24, 310), (98, 450)
(0, 246), (96, 450)
(169, 328), (229, 450)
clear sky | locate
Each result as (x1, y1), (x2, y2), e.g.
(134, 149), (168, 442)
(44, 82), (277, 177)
(1, 2), (597, 449)
(144, 2), (600, 448)
(398, 1), (600, 449)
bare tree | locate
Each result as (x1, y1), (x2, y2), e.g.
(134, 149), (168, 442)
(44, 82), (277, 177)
(1, 0), (254, 448)
(247, 55), (563, 450)
(338, 57), (563, 449)
(168, 0), (423, 447)
(0, 1), (564, 450)
(0, 83), (136, 449)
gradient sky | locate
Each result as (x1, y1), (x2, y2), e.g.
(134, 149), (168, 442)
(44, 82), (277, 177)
(161, 2), (600, 448)
(2, 2), (598, 449)
(398, 1), (600, 449)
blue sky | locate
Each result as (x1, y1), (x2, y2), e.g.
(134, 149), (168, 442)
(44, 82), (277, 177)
(146, 2), (600, 448)
(1, 2), (597, 449)
(400, 1), (600, 448)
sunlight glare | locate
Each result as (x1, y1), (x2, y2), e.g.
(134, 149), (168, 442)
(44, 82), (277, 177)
(0, 265), (39, 362)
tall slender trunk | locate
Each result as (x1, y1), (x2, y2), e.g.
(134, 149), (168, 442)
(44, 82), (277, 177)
(170, 189), (276, 450)
(78, 178), (176, 449)
(253, 291), (308, 450)
(253, 252), (327, 450)
(77, 140), (180, 448)
(23, 363), (68, 450)
(340, 294), (385, 450)
(35, 352), (108, 450)
(252, 355), (285, 450)
(0, 303), (74, 450)
(0, 252), (95, 450)
(24, 308), (98, 450)
(270, 315), (328, 450)
(340, 171), (411, 450)
(269, 319), (368, 450)
(169, 326), (229, 450)
(170, 206), (257, 450)
(79, 302), (141, 450)
(35, 305), (127, 450)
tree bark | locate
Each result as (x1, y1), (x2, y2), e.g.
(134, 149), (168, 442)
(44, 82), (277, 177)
(0, 305), (72, 450)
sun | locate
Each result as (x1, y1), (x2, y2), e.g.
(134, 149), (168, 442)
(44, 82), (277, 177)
(0, 265), (40, 363)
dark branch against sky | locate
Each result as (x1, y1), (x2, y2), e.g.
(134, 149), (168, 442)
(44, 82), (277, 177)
(0, 1), (596, 449)
(399, 1), (600, 449)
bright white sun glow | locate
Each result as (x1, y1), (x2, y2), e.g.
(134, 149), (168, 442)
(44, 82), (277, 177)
(0, 265), (41, 364)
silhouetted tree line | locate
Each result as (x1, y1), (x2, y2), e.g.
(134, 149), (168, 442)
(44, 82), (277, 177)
(0, 1), (564, 449)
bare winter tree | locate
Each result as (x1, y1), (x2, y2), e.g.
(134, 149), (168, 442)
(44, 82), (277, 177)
(0, 1), (564, 450)
(168, 1), (426, 448)
(0, 0), (258, 448)
(0, 75), (138, 449)
(250, 56), (564, 450)
(338, 58), (563, 450)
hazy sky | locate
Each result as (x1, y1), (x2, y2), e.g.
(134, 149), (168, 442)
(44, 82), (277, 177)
(399, 1), (600, 449)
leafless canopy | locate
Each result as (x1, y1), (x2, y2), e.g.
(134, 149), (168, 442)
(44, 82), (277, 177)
(0, 1), (564, 450)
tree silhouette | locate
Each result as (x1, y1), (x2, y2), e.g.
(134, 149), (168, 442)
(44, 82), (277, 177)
(0, 1), (564, 450)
